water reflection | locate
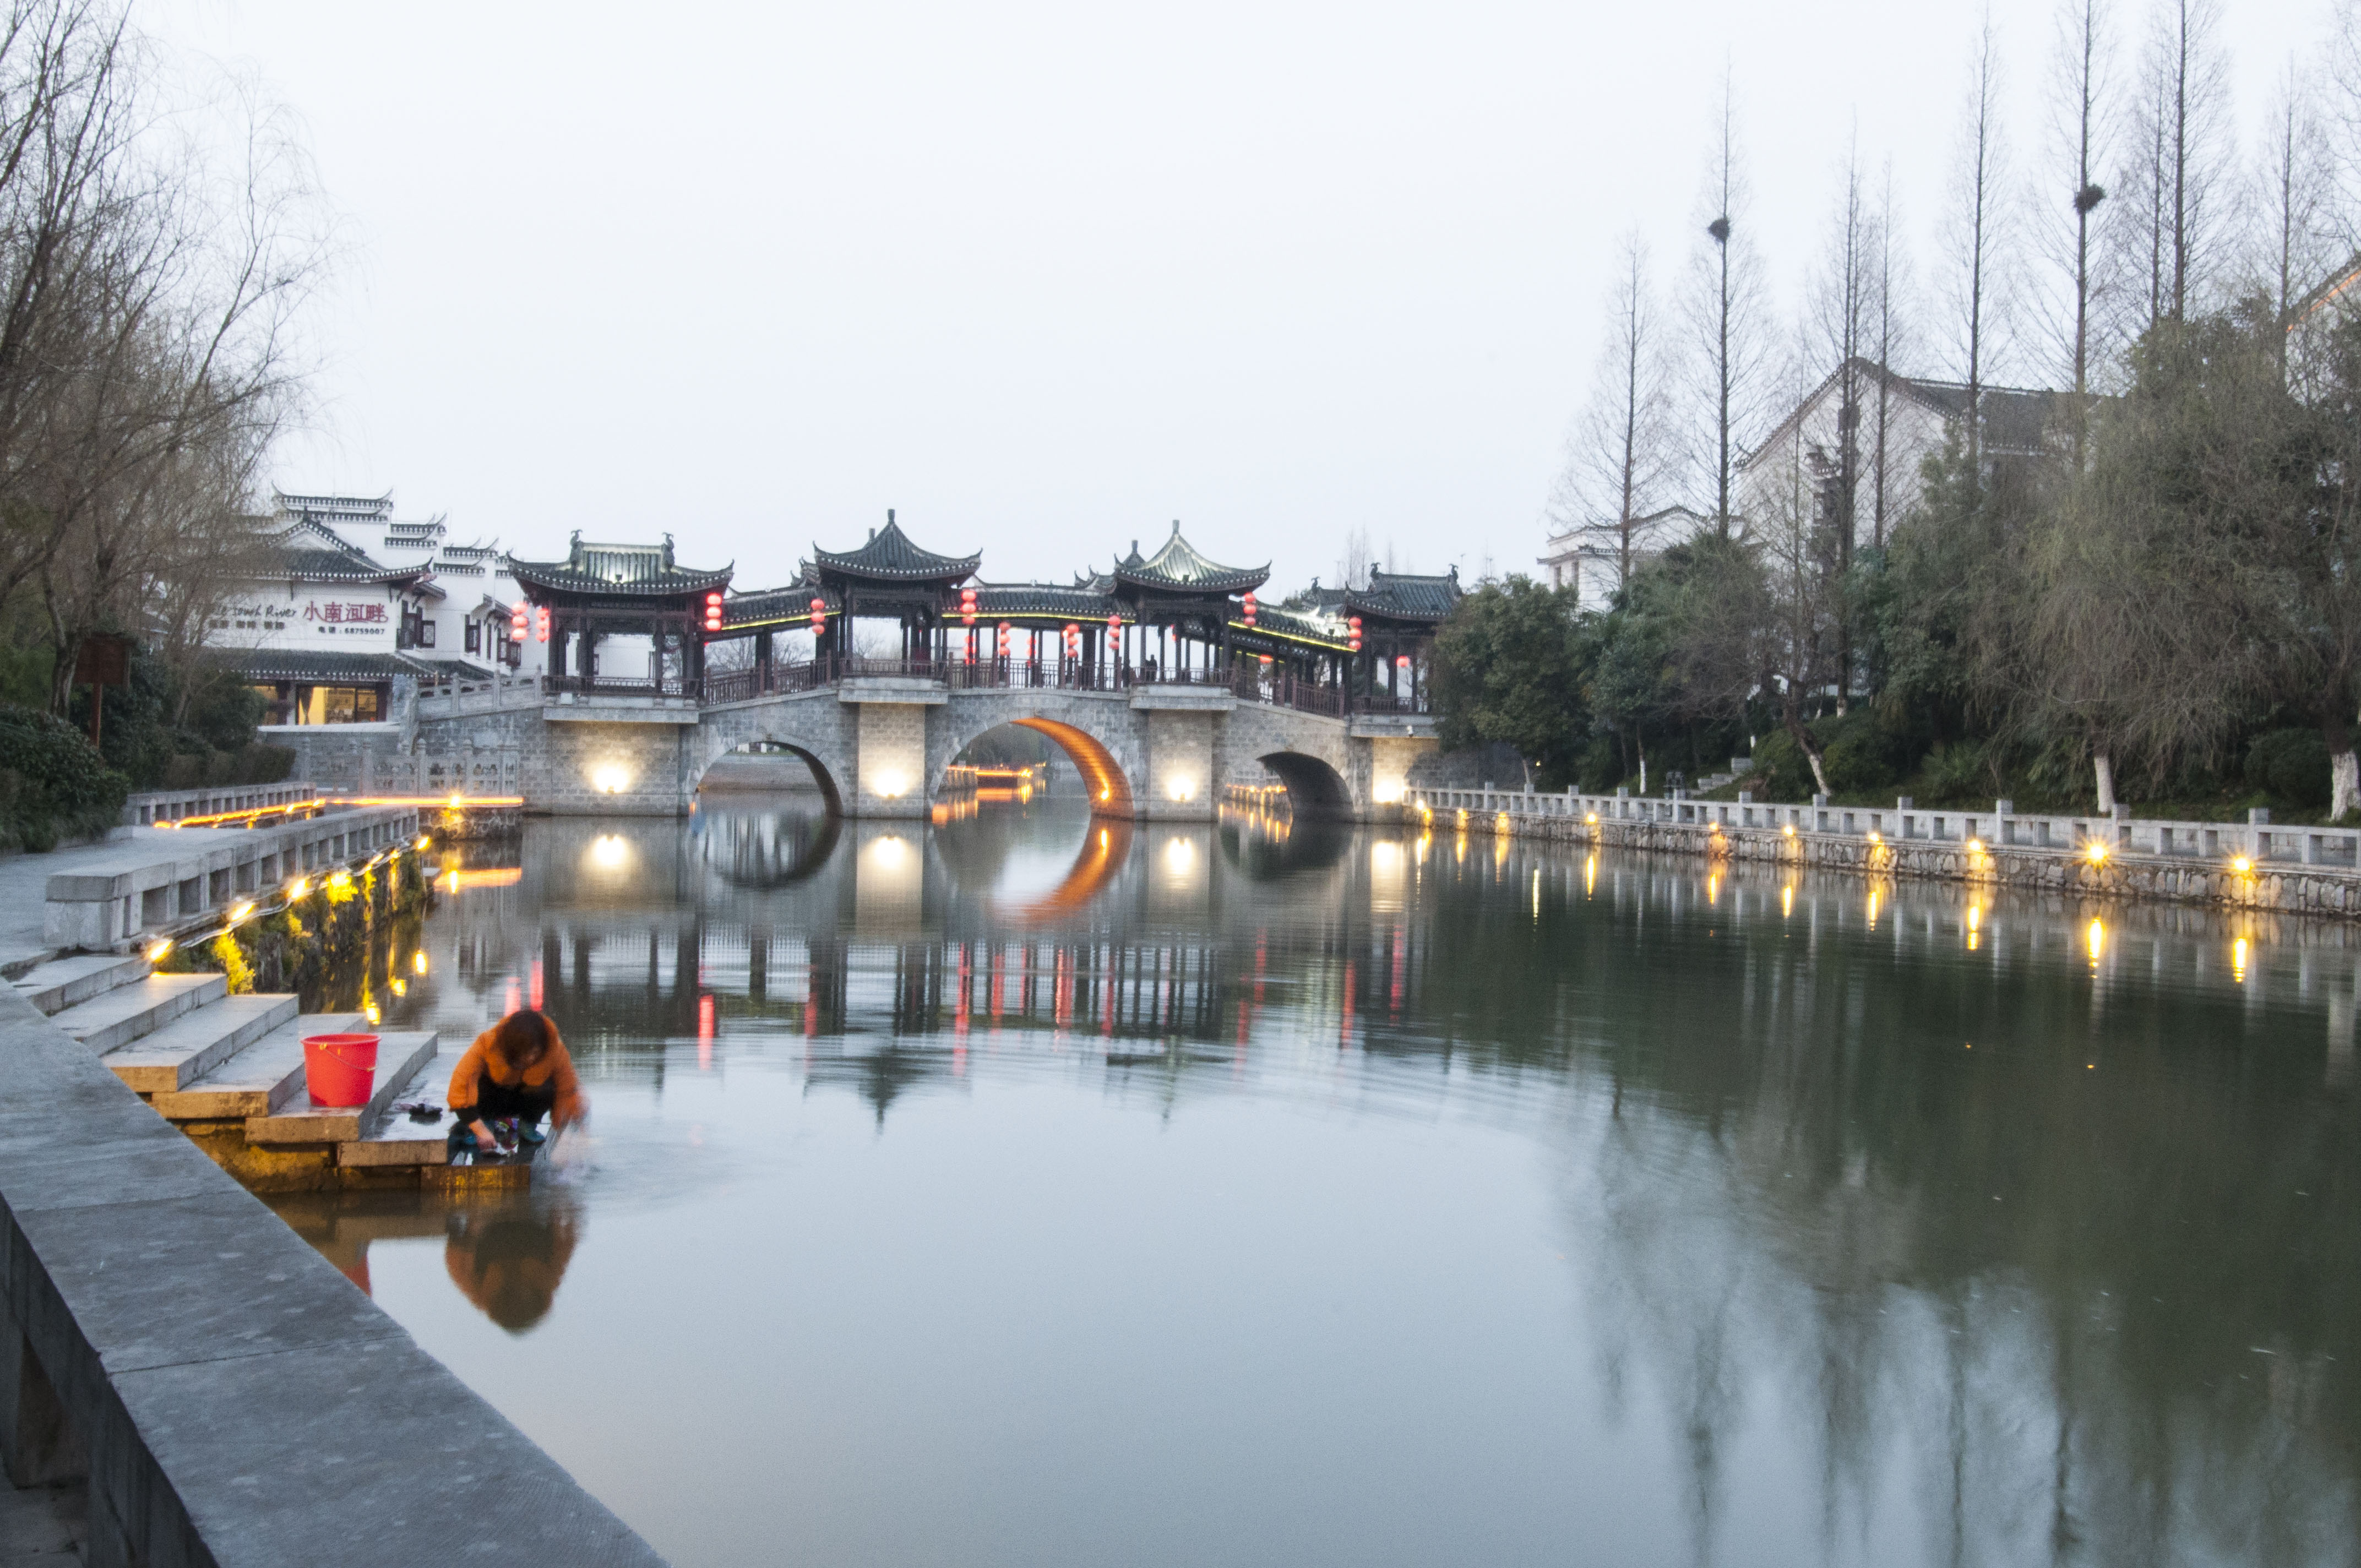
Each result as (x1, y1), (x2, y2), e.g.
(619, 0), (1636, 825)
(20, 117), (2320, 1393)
(274, 793), (2361, 1567)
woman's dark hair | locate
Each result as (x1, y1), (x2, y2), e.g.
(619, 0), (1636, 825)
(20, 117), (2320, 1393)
(495, 1009), (552, 1066)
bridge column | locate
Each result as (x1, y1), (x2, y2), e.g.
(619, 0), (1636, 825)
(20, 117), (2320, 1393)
(1131, 687), (1229, 821)
(841, 677), (945, 819)
(1346, 713), (1438, 820)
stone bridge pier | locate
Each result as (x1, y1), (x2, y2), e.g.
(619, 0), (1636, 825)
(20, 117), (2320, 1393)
(284, 679), (1438, 822)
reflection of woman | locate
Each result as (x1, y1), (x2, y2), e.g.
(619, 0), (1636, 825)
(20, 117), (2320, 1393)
(444, 1205), (579, 1332)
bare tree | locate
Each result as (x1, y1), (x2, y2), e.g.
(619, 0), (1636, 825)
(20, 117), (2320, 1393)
(2130, 0), (2235, 324)
(1682, 66), (1771, 540)
(2249, 60), (2338, 384)
(1755, 339), (1837, 797)
(1807, 130), (1874, 707)
(2037, 0), (2115, 459)
(1868, 165), (1911, 549)
(1946, 9), (2015, 481)
(1548, 232), (1677, 600)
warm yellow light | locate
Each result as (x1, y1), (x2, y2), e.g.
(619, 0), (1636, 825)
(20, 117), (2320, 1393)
(590, 834), (629, 869)
(1966, 837), (1983, 854)
(146, 939), (173, 961)
(1868, 830), (1882, 845)
(1780, 883), (1793, 918)
(227, 901), (254, 925)
(364, 1003), (381, 1025)
(390, 978), (406, 997)
(285, 877), (308, 899)
(2231, 855), (2252, 876)
(1585, 812), (1598, 824)
(591, 764), (630, 794)
(1163, 837), (1195, 875)
(327, 870), (351, 890)
(2087, 918), (2106, 962)
(1372, 780), (1403, 804)
(1782, 823), (1796, 837)
(2086, 841), (2109, 864)
(1098, 786), (1111, 803)
(415, 836), (431, 851)
(870, 834), (908, 868)
(2233, 936), (2249, 979)
(872, 770), (910, 799)
(1966, 903), (1980, 932)
(1166, 777), (1196, 802)
(412, 950), (428, 975)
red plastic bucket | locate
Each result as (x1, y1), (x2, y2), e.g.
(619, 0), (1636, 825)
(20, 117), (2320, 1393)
(302, 1033), (379, 1107)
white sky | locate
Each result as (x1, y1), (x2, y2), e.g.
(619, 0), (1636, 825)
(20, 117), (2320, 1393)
(156, 0), (2331, 594)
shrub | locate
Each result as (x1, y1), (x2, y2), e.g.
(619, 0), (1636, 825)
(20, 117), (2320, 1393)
(0, 704), (129, 850)
(2244, 729), (2331, 808)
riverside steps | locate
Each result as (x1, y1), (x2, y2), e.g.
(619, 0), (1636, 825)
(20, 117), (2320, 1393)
(0, 981), (663, 1567)
(1406, 784), (2361, 918)
(2, 951), (507, 1195)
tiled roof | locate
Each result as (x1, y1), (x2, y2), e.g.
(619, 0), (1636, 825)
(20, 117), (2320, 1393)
(811, 516), (980, 582)
(972, 583), (1120, 619)
(221, 649), (435, 682)
(1113, 524), (1269, 595)
(508, 532), (732, 597)
(272, 519), (432, 586)
(1345, 568), (1462, 623)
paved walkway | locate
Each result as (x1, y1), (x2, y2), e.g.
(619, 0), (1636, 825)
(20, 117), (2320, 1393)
(0, 830), (159, 973)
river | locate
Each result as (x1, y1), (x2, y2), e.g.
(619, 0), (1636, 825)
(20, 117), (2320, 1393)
(269, 791), (2361, 1567)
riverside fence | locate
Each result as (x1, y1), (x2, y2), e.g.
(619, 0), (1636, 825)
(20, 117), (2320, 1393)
(1405, 785), (2361, 919)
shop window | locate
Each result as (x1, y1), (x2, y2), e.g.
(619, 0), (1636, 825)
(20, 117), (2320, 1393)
(306, 685), (383, 724)
(464, 620), (481, 653)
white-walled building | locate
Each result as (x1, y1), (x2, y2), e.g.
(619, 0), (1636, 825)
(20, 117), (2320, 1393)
(1735, 360), (2054, 546)
(204, 492), (545, 727)
(1538, 504), (1711, 613)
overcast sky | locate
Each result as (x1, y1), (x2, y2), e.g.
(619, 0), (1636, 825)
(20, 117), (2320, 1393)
(155, 0), (2329, 595)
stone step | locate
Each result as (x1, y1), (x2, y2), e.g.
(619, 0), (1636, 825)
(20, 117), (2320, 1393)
(340, 1047), (460, 1168)
(49, 972), (226, 1054)
(151, 1013), (365, 1120)
(12, 952), (152, 1016)
(247, 1031), (440, 1145)
(101, 993), (301, 1094)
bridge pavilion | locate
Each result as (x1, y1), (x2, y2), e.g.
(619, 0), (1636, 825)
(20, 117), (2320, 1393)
(508, 533), (733, 696)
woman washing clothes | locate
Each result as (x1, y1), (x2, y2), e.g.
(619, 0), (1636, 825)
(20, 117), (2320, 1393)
(447, 1009), (587, 1162)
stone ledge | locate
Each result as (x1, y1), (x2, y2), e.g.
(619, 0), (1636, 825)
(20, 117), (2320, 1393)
(1347, 715), (1436, 739)
(1127, 685), (1235, 712)
(836, 678), (948, 706)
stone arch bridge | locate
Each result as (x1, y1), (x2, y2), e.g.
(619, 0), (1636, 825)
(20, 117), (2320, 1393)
(282, 674), (1439, 822)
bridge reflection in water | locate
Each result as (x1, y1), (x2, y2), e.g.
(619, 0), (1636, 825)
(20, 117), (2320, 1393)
(401, 792), (1441, 1122)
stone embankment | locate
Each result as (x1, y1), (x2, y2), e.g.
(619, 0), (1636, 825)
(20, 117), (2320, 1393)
(1409, 786), (2361, 919)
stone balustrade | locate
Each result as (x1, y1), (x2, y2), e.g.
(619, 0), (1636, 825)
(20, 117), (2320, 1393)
(1409, 786), (2361, 917)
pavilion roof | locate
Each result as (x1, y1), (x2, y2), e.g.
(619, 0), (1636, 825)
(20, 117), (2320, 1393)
(811, 516), (980, 583)
(1113, 524), (1268, 595)
(1345, 567), (1462, 624)
(973, 582), (1120, 620)
(508, 532), (732, 597)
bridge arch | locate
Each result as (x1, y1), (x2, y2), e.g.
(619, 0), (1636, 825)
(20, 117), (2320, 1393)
(933, 710), (1136, 818)
(694, 738), (845, 816)
(1258, 750), (1353, 819)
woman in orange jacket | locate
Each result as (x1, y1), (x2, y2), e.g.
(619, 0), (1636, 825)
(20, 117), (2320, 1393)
(447, 1009), (587, 1160)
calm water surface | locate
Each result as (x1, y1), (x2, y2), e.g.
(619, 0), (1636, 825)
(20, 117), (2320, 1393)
(270, 793), (2361, 1567)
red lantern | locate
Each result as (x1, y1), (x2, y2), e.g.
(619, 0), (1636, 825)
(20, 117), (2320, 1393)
(509, 602), (527, 638)
(1242, 591), (1258, 628)
(809, 595), (828, 628)
(1063, 622), (1080, 658)
(1347, 614), (1362, 653)
(534, 606), (550, 643)
(997, 622), (1011, 657)
(703, 591), (723, 633)
(960, 586), (978, 627)
(1396, 654), (1411, 669)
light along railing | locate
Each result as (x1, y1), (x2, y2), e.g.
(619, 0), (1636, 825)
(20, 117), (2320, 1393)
(1407, 786), (2361, 874)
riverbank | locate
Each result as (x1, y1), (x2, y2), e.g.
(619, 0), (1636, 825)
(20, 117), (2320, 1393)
(1403, 784), (2361, 919)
